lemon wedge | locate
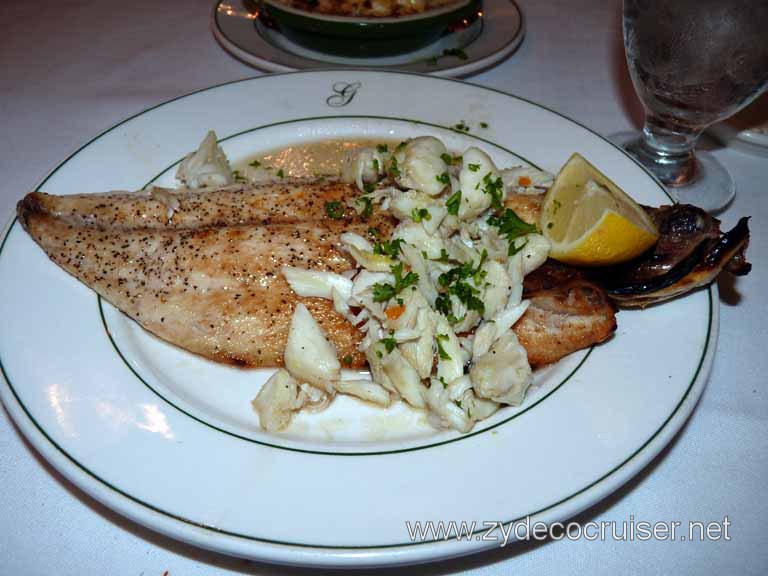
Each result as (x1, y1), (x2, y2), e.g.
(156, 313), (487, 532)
(540, 153), (659, 266)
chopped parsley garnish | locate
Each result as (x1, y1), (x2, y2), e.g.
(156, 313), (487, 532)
(232, 170), (246, 182)
(468, 163), (481, 172)
(389, 156), (401, 177)
(481, 172), (504, 210)
(437, 249), (487, 288)
(487, 209), (538, 255)
(552, 199), (562, 214)
(509, 237), (528, 256)
(434, 295), (465, 325)
(435, 250), (487, 319)
(411, 207), (432, 222)
(440, 153), (462, 166)
(376, 288), (400, 306)
(342, 354), (353, 366)
(443, 48), (469, 60)
(373, 238), (405, 259)
(453, 121), (470, 133)
(372, 158), (380, 172)
(372, 263), (419, 303)
(376, 143), (389, 153)
(445, 190), (462, 215)
(276, 168), (285, 178)
(436, 334), (452, 361)
(448, 280), (485, 315)
(436, 172), (450, 185)
(380, 335), (397, 354)
(248, 159), (261, 168)
(357, 195), (374, 217)
(324, 200), (345, 219)
(363, 182), (375, 194)
(480, 122), (489, 129)
(435, 293), (451, 315)
(547, 222), (554, 229)
(396, 141), (408, 151)
(367, 226), (381, 239)
(431, 248), (452, 264)
(429, 48), (468, 65)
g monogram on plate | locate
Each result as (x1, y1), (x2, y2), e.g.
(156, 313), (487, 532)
(326, 82), (362, 107)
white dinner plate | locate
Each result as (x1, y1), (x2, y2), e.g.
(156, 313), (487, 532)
(0, 71), (716, 568)
(212, 0), (524, 76)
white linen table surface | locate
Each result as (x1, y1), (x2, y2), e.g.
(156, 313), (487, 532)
(0, 1), (765, 574)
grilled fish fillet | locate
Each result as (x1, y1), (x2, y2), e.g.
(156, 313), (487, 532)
(18, 181), (615, 369)
(518, 261), (616, 367)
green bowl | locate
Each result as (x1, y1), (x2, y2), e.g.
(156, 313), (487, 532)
(259, 0), (481, 58)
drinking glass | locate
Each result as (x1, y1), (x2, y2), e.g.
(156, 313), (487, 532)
(615, 0), (768, 212)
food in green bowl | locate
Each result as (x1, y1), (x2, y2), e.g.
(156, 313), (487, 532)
(259, 0), (482, 57)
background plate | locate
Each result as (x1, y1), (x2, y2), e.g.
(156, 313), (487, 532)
(709, 93), (768, 155)
(212, 0), (524, 76)
(0, 71), (715, 568)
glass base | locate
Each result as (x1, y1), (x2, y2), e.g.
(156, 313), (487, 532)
(609, 131), (735, 213)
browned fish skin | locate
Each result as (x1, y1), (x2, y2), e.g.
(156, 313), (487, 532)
(504, 194), (543, 225)
(516, 261), (617, 367)
(19, 180), (395, 368)
(19, 184), (616, 370)
(22, 179), (364, 230)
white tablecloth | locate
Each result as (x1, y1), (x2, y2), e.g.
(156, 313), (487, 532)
(1, 1), (766, 574)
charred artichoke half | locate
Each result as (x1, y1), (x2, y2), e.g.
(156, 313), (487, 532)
(593, 204), (750, 308)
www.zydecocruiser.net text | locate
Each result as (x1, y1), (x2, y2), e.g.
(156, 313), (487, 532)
(406, 516), (731, 546)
